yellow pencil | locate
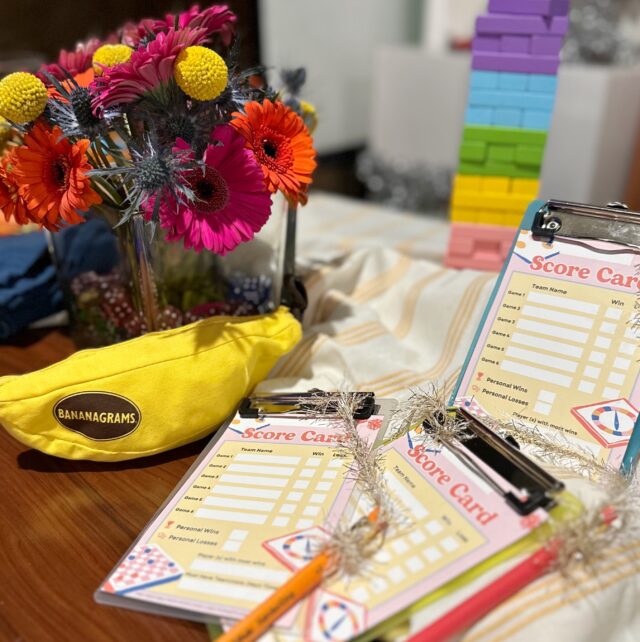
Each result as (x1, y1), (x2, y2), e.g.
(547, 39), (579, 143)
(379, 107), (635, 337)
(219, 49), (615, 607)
(216, 508), (382, 642)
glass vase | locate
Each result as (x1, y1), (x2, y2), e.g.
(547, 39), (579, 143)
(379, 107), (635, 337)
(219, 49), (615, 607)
(48, 193), (290, 347)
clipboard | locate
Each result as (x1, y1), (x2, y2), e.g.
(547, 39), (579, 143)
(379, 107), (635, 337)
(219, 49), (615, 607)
(94, 390), (568, 642)
(452, 199), (640, 474)
(347, 405), (576, 642)
(94, 392), (396, 624)
(216, 401), (567, 642)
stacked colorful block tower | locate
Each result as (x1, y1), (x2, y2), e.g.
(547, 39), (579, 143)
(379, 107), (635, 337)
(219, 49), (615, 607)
(445, 0), (570, 271)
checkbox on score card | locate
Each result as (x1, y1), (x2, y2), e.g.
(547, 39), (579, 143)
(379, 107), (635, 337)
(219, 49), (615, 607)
(578, 380), (595, 394)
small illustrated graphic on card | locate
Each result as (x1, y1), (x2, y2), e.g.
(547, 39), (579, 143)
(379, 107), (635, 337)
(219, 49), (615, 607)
(263, 526), (331, 571)
(102, 544), (182, 595)
(458, 396), (491, 419)
(304, 589), (367, 642)
(571, 398), (638, 448)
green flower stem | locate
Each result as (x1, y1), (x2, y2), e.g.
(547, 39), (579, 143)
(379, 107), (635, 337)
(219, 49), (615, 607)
(132, 214), (160, 331)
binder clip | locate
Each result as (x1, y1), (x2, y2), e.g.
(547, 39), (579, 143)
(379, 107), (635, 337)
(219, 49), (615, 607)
(239, 391), (377, 420)
(531, 199), (640, 250)
(424, 407), (564, 516)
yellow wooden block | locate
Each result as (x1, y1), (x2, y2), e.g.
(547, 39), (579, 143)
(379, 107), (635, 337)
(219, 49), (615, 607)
(450, 207), (478, 223)
(511, 178), (539, 196)
(452, 207), (509, 226)
(454, 175), (483, 191)
(482, 177), (511, 193)
(503, 212), (525, 226)
(452, 192), (530, 212)
(480, 211), (507, 225)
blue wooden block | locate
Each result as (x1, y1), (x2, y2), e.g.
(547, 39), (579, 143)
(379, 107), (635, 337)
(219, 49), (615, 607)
(492, 108), (522, 127)
(497, 72), (529, 91)
(470, 71), (500, 89)
(523, 110), (552, 130)
(469, 88), (554, 111)
(527, 74), (558, 93)
(465, 106), (493, 125)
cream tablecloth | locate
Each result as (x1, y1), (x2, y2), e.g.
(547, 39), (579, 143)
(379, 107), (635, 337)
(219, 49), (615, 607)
(262, 192), (640, 642)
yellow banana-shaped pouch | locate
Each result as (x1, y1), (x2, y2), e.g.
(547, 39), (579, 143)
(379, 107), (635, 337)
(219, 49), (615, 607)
(0, 307), (301, 461)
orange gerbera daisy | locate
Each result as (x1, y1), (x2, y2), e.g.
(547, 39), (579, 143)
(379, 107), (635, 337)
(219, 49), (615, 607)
(14, 122), (101, 230)
(231, 99), (316, 205)
(47, 67), (95, 102)
(0, 150), (32, 225)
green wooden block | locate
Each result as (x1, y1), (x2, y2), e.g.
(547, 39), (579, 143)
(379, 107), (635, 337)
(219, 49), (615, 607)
(515, 145), (545, 165)
(459, 141), (487, 162)
(487, 145), (515, 164)
(462, 125), (547, 147)
(458, 161), (540, 178)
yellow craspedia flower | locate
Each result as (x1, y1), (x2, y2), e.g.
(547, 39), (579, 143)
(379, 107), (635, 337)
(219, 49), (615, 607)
(93, 44), (133, 75)
(174, 46), (228, 101)
(299, 100), (318, 134)
(0, 72), (47, 124)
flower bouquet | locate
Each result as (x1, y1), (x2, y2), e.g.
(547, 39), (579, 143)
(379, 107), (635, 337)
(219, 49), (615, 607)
(0, 4), (317, 344)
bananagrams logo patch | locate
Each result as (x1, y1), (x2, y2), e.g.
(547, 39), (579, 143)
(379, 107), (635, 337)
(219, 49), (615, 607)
(53, 392), (141, 440)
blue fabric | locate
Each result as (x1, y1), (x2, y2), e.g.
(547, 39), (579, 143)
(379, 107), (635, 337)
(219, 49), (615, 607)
(0, 217), (118, 340)
(0, 232), (58, 340)
(54, 217), (118, 281)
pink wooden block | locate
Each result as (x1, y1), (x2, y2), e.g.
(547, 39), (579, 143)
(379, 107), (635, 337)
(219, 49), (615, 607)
(445, 224), (518, 272)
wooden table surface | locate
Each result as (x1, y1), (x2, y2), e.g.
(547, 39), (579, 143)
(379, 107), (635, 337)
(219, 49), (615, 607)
(0, 330), (210, 642)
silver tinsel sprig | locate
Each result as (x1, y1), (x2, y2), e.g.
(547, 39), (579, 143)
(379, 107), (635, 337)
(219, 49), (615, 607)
(356, 151), (452, 215)
(548, 475), (640, 579)
(388, 385), (471, 448)
(301, 392), (406, 578)
(564, 0), (640, 65)
(493, 418), (627, 492)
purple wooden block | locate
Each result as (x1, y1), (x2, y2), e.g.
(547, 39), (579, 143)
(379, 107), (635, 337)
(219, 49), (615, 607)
(472, 35), (501, 52)
(477, 14), (548, 35)
(550, 15), (570, 34)
(531, 35), (564, 55)
(472, 52), (560, 75)
(501, 35), (531, 54)
(488, 0), (569, 16)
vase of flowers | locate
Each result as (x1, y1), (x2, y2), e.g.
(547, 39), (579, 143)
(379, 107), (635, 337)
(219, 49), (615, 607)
(0, 4), (316, 345)
(47, 192), (290, 345)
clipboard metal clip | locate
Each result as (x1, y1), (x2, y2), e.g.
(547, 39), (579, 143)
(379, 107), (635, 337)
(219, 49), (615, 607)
(531, 199), (640, 251)
(424, 407), (564, 516)
(239, 391), (377, 420)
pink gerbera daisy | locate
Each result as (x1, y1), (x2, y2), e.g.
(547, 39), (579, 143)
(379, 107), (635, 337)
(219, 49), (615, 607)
(121, 4), (236, 48)
(146, 125), (272, 255)
(161, 4), (237, 46)
(39, 38), (103, 82)
(91, 28), (207, 112)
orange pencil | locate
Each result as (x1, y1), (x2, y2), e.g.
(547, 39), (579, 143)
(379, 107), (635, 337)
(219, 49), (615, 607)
(216, 550), (335, 642)
(216, 508), (382, 642)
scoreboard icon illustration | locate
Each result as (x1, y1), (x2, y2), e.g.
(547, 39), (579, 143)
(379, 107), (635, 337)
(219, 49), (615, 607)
(304, 590), (367, 642)
(571, 398), (638, 448)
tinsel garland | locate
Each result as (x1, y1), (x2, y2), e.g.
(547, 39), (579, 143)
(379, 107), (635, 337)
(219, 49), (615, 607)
(392, 387), (640, 579)
(302, 392), (406, 579)
(356, 151), (452, 215)
(296, 386), (640, 587)
(564, 0), (640, 65)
